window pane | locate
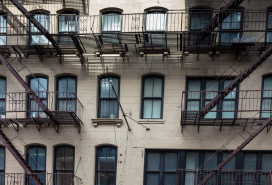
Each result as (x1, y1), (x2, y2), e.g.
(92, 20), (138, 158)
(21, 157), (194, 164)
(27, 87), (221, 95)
(186, 152), (199, 169)
(244, 154), (257, 170)
(100, 100), (118, 118)
(146, 173), (159, 185)
(27, 146), (46, 171)
(190, 12), (211, 30)
(55, 146), (74, 171)
(153, 77), (163, 97)
(261, 99), (272, 118)
(59, 15), (78, 32)
(187, 101), (200, 112)
(144, 77), (153, 97)
(204, 152), (217, 169)
(222, 12), (241, 30)
(267, 32), (272, 43)
(98, 147), (116, 171)
(102, 14), (122, 32)
(164, 153), (177, 171)
(100, 77), (119, 98)
(31, 14), (49, 45)
(147, 153), (160, 171)
(205, 80), (218, 99)
(152, 100), (162, 119)
(0, 78), (6, 99)
(0, 147), (4, 170)
(188, 80), (201, 99)
(222, 101), (235, 118)
(146, 13), (166, 31)
(224, 80), (236, 99)
(262, 154), (272, 170)
(97, 172), (115, 185)
(263, 77), (272, 97)
(220, 32), (240, 46)
(222, 154), (236, 169)
(27, 174), (46, 185)
(204, 101), (217, 119)
(143, 100), (152, 119)
(54, 172), (74, 185)
(58, 78), (68, 96)
(164, 174), (176, 185)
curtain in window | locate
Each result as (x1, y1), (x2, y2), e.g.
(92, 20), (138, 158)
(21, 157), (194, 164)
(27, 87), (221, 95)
(99, 77), (119, 118)
(0, 16), (6, 45)
(58, 14), (78, 45)
(145, 12), (167, 31)
(31, 14), (49, 45)
(102, 13), (122, 32)
(142, 76), (163, 119)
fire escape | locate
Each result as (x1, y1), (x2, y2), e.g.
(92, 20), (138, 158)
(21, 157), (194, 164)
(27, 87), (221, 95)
(179, 0), (272, 184)
(0, 0), (84, 184)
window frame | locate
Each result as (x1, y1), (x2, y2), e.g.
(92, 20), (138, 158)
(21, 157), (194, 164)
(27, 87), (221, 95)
(0, 146), (5, 185)
(27, 76), (48, 118)
(95, 145), (117, 185)
(145, 8), (168, 32)
(0, 77), (6, 118)
(219, 8), (244, 46)
(25, 145), (46, 185)
(265, 8), (272, 44)
(29, 10), (50, 45)
(185, 77), (239, 119)
(98, 75), (120, 119)
(56, 76), (77, 113)
(101, 10), (123, 33)
(260, 75), (272, 118)
(0, 13), (7, 46)
(188, 8), (213, 46)
(141, 74), (164, 119)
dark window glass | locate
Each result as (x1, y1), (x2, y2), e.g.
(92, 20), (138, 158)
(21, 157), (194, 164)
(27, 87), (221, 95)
(186, 78), (237, 119)
(261, 76), (272, 118)
(57, 77), (77, 113)
(98, 76), (119, 118)
(0, 147), (4, 184)
(0, 16), (6, 45)
(267, 11), (272, 43)
(189, 10), (212, 46)
(145, 151), (177, 185)
(142, 75), (164, 119)
(220, 11), (243, 46)
(0, 78), (6, 118)
(30, 13), (49, 45)
(28, 77), (48, 118)
(58, 14), (79, 45)
(26, 146), (46, 185)
(96, 146), (117, 185)
(54, 146), (75, 185)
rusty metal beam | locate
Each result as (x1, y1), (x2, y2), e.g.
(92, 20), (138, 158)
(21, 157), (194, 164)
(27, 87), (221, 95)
(200, 43), (272, 117)
(0, 129), (43, 185)
(0, 54), (60, 132)
(198, 114), (272, 185)
(9, 0), (63, 64)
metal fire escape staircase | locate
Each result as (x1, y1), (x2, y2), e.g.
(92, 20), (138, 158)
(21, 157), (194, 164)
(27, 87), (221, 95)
(185, 0), (272, 184)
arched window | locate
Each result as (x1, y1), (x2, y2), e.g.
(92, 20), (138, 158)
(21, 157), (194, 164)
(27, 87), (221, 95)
(0, 12), (7, 46)
(261, 76), (272, 118)
(98, 76), (120, 118)
(266, 7), (272, 43)
(145, 8), (167, 31)
(0, 146), (5, 184)
(141, 75), (164, 119)
(189, 7), (212, 46)
(56, 76), (77, 113)
(0, 77), (6, 118)
(219, 8), (244, 46)
(95, 146), (117, 185)
(26, 145), (46, 184)
(30, 10), (50, 45)
(28, 76), (48, 118)
(58, 9), (79, 45)
(101, 10), (122, 32)
(54, 145), (75, 185)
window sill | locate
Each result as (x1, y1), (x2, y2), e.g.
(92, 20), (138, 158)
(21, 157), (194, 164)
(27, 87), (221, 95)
(138, 119), (165, 124)
(91, 118), (123, 127)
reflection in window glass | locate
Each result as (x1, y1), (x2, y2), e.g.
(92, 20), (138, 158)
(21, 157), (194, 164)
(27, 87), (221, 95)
(31, 14), (49, 45)
(0, 16), (6, 45)
(58, 14), (78, 45)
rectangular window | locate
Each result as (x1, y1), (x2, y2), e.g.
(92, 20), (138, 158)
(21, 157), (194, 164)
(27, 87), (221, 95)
(98, 76), (119, 118)
(189, 10), (212, 46)
(142, 75), (164, 119)
(145, 11), (167, 31)
(220, 11), (243, 46)
(0, 147), (4, 184)
(57, 77), (77, 113)
(266, 11), (272, 43)
(0, 16), (7, 45)
(58, 14), (78, 45)
(0, 78), (6, 119)
(145, 151), (177, 185)
(95, 146), (117, 185)
(261, 76), (272, 118)
(30, 14), (49, 45)
(186, 78), (237, 119)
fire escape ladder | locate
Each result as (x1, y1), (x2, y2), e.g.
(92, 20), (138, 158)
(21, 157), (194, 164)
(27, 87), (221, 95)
(9, 0), (63, 64)
(0, 129), (44, 185)
(0, 54), (61, 133)
(71, 35), (85, 64)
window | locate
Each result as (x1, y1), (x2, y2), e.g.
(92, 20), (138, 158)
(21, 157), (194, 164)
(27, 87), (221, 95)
(26, 145), (46, 185)
(54, 145), (75, 185)
(0, 78), (6, 119)
(0, 147), (4, 184)
(145, 151), (177, 185)
(186, 78), (238, 119)
(95, 146), (117, 185)
(220, 10), (243, 46)
(56, 76), (77, 113)
(266, 8), (272, 43)
(28, 77), (48, 118)
(141, 75), (164, 119)
(189, 9), (212, 46)
(261, 76), (272, 118)
(30, 12), (49, 45)
(98, 76), (119, 118)
(0, 15), (6, 45)
(58, 10), (79, 45)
